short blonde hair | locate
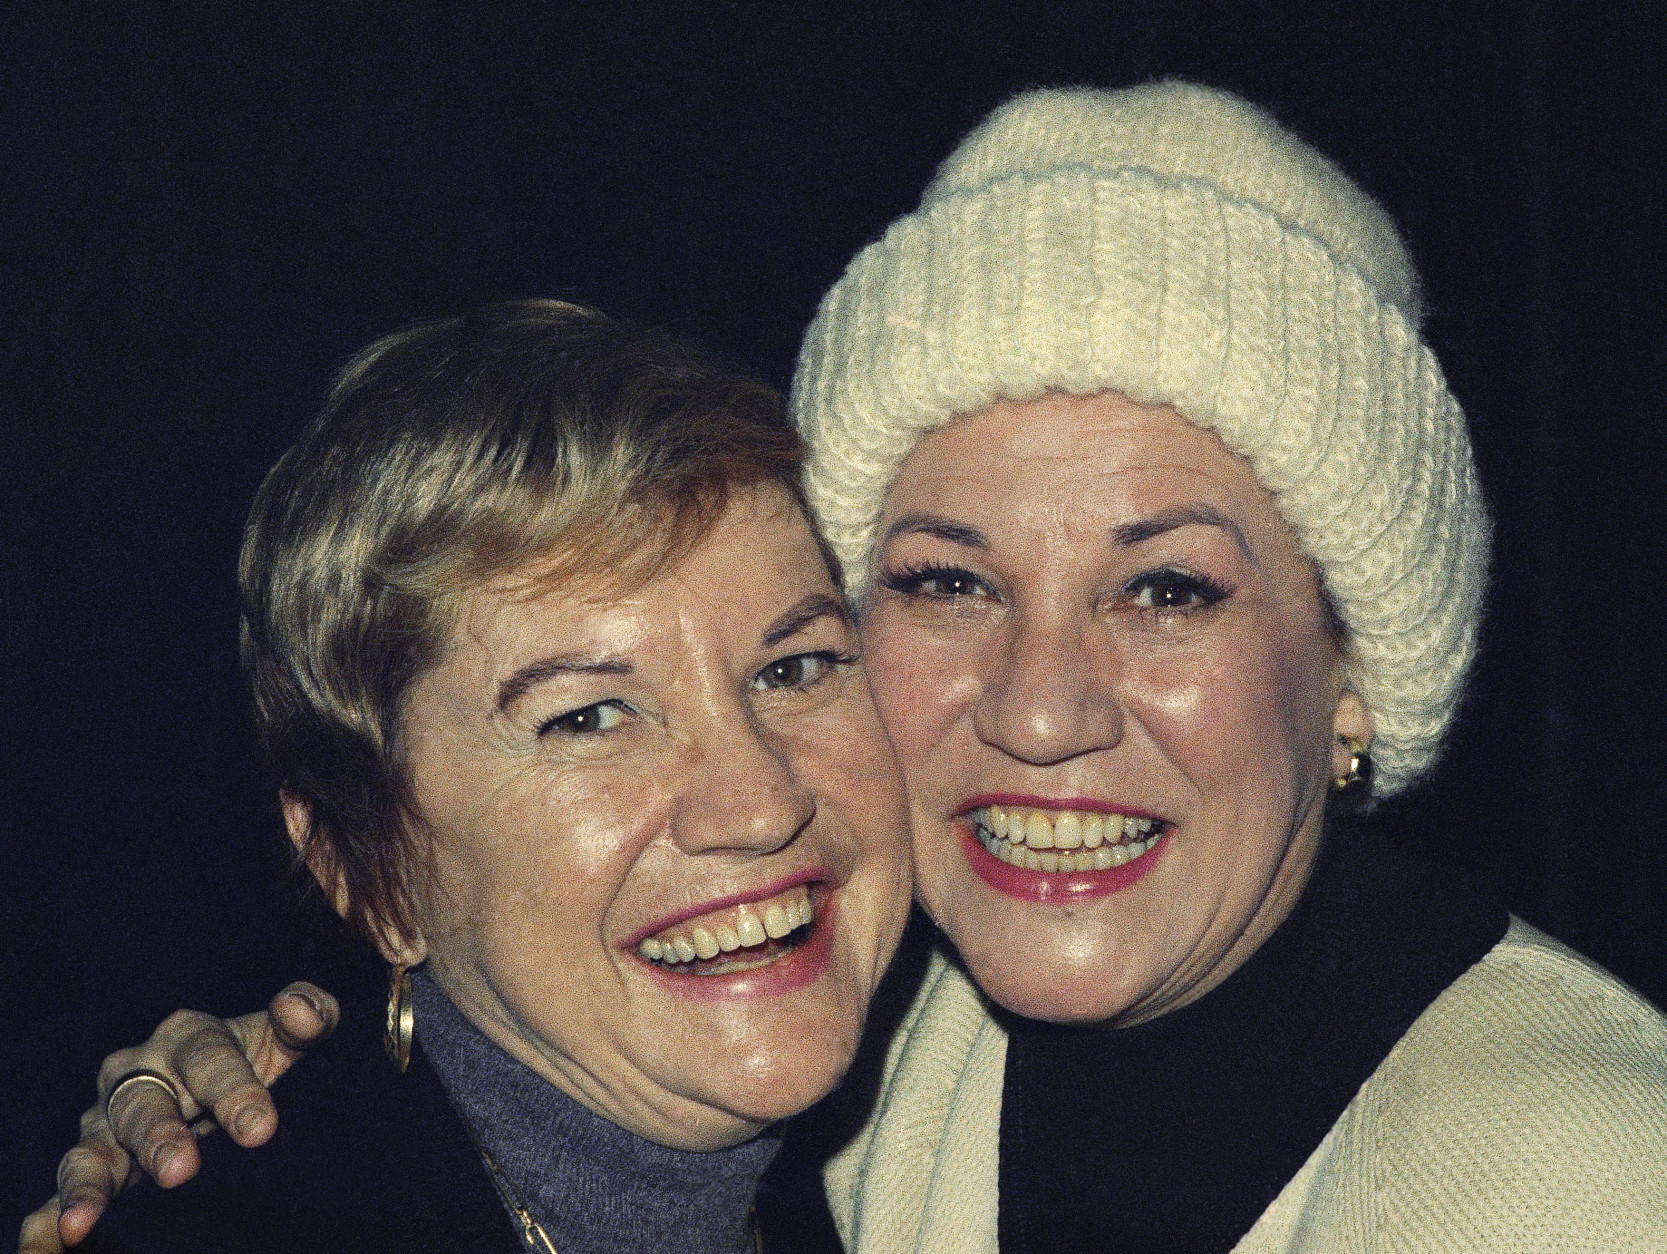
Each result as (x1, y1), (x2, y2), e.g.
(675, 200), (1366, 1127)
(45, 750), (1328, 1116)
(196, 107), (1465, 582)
(241, 299), (806, 945)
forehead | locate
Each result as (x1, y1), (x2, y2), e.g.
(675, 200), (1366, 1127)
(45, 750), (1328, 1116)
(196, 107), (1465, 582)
(454, 484), (835, 663)
(894, 392), (1261, 494)
(880, 391), (1313, 576)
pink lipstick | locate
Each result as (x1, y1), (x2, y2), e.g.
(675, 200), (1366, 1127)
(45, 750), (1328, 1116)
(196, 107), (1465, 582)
(958, 814), (1168, 903)
(637, 889), (837, 1000)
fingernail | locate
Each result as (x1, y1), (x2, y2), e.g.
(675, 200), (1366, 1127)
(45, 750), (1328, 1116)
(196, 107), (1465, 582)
(232, 1106), (264, 1138)
(283, 987), (325, 1017)
(151, 1143), (178, 1178)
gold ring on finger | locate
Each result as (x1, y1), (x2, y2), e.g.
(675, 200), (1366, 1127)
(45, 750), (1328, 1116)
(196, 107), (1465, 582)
(105, 1069), (182, 1124)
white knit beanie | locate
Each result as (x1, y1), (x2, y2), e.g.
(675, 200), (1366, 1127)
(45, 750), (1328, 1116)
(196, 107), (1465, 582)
(792, 81), (1489, 796)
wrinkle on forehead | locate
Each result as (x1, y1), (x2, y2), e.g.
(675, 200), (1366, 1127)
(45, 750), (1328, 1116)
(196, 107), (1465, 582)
(888, 399), (1309, 583)
(913, 392), (1253, 485)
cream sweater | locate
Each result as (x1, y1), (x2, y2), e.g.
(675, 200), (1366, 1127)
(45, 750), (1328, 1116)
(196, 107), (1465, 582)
(825, 918), (1667, 1253)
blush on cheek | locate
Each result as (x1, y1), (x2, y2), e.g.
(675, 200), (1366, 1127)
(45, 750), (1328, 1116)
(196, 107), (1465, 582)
(1126, 674), (1205, 720)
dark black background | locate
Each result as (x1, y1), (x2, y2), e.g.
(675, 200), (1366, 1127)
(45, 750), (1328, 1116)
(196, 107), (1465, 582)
(6, 0), (1665, 1224)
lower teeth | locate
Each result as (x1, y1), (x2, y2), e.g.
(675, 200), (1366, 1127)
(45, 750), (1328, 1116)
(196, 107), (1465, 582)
(650, 928), (807, 973)
(976, 826), (1162, 872)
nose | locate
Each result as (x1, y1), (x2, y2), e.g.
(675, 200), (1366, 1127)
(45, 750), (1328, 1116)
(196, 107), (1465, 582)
(671, 706), (817, 857)
(972, 609), (1124, 765)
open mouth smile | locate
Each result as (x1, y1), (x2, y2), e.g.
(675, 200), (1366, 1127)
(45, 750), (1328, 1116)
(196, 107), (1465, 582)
(633, 884), (817, 976)
(959, 803), (1170, 902)
(968, 804), (1167, 872)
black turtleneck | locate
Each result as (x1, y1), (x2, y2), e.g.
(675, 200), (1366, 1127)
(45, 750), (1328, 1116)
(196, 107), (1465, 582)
(997, 835), (1508, 1253)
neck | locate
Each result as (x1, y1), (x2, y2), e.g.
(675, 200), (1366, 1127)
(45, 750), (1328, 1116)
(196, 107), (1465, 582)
(411, 971), (780, 1254)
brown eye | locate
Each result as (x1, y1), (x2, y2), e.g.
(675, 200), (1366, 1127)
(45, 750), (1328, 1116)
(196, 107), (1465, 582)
(751, 652), (838, 691)
(1133, 578), (1197, 609)
(879, 564), (991, 599)
(539, 700), (630, 737)
(1126, 570), (1230, 611)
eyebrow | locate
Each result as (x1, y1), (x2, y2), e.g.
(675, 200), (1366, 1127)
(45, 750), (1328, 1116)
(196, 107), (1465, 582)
(1112, 504), (1256, 564)
(493, 595), (848, 712)
(879, 514), (990, 551)
(496, 654), (633, 712)
(762, 594), (851, 647)
(883, 506), (1254, 563)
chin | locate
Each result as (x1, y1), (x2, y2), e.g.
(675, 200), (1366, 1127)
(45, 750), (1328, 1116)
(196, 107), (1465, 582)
(961, 947), (1157, 1025)
(935, 890), (1178, 1025)
(690, 1030), (859, 1125)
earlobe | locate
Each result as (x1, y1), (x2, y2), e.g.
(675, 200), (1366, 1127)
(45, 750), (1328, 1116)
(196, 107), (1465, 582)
(278, 789), (428, 968)
(1332, 689), (1373, 745)
(373, 928), (429, 970)
(1330, 690), (1374, 781)
(379, 927), (429, 968)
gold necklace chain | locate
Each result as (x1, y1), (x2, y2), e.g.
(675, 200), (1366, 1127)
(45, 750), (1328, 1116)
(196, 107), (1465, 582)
(475, 1141), (559, 1254)
(470, 1137), (763, 1254)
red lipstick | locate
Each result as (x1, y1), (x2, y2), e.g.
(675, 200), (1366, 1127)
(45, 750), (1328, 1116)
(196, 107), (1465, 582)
(621, 869), (826, 948)
(960, 824), (1168, 903)
(637, 890), (836, 1001)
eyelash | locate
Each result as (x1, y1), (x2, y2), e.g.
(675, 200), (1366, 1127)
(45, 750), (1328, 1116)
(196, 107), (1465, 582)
(750, 649), (858, 693)
(877, 560), (1231, 615)
(1122, 569), (1232, 614)
(535, 649), (856, 737)
(537, 700), (635, 738)
(877, 561), (990, 600)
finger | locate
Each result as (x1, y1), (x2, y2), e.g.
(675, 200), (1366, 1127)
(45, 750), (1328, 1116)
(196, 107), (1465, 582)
(195, 981), (339, 1145)
(50, 1130), (131, 1243)
(265, 982), (339, 1055)
(160, 1018), (278, 1149)
(102, 1076), (200, 1186)
(18, 1198), (66, 1254)
(47, 1100), (137, 1245)
(97, 1026), (206, 1120)
(53, 1186), (101, 1249)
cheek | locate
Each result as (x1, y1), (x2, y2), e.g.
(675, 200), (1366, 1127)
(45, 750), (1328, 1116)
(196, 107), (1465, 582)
(781, 725), (908, 903)
(423, 767), (658, 957)
(861, 616), (977, 772)
(789, 696), (914, 914)
(1126, 636), (1336, 799)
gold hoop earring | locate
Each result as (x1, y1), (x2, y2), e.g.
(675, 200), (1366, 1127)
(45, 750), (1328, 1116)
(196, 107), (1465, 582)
(385, 963), (414, 1073)
(1333, 735), (1370, 793)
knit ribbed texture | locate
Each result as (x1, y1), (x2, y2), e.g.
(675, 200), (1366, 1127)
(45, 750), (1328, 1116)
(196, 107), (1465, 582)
(824, 920), (1667, 1253)
(793, 82), (1490, 794)
(411, 973), (779, 1254)
(822, 954), (1004, 1253)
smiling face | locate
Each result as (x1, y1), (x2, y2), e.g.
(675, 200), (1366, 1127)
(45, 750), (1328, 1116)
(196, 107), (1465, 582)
(393, 484), (910, 1149)
(861, 392), (1370, 1025)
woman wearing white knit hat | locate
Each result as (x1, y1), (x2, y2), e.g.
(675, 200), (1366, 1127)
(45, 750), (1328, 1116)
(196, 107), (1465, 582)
(787, 80), (1667, 1252)
(26, 83), (1667, 1254)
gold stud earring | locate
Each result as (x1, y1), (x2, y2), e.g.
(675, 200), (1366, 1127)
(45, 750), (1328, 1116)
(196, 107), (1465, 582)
(384, 963), (414, 1072)
(1332, 735), (1370, 793)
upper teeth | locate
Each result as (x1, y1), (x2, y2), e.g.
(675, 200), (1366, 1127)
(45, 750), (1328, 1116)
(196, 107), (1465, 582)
(971, 805), (1164, 872)
(636, 886), (814, 966)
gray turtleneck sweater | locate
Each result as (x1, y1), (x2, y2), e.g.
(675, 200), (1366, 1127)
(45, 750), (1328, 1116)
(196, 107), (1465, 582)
(411, 971), (780, 1254)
